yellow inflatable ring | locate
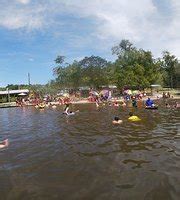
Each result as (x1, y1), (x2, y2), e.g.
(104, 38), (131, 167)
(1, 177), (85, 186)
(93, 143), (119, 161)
(128, 116), (141, 122)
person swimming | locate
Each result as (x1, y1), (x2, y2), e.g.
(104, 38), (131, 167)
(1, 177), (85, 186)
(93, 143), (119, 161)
(108, 102), (112, 106)
(0, 139), (9, 149)
(166, 103), (171, 108)
(128, 112), (141, 121)
(174, 102), (180, 108)
(112, 116), (123, 124)
(113, 102), (119, 107)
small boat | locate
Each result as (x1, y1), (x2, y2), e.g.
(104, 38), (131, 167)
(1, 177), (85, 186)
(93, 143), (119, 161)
(145, 106), (158, 110)
(0, 139), (9, 149)
(52, 105), (57, 109)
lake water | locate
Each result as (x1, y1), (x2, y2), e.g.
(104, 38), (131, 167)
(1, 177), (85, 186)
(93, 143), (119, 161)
(0, 100), (180, 200)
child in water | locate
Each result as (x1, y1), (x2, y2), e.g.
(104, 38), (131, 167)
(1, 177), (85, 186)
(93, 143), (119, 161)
(0, 139), (9, 149)
(112, 116), (123, 124)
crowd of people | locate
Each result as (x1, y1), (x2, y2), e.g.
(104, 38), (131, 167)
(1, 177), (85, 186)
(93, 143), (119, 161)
(1, 91), (179, 149)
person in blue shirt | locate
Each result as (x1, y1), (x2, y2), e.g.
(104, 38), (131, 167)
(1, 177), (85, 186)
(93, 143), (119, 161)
(145, 98), (154, 107)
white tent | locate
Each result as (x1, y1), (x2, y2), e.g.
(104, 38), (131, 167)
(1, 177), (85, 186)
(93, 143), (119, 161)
(18, 93), (27, 96)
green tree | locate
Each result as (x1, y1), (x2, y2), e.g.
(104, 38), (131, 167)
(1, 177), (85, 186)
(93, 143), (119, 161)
(112, 40), (163, 89)
(162, 51), (179, 88)
(53, 56), (69, 88)
(66, 61), (82, 89)
(79, 55), (109, 88)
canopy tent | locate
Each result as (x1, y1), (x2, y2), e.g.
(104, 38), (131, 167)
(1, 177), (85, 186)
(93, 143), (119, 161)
(100, 89), (109, 96)
(0, 89), (29, 95)
(151, 84), (161, 87)
(18, 93), (28, 96)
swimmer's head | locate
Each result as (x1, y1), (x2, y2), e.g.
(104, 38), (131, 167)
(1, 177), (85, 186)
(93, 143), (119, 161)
(129, 112), (133, 116)
(114, 116), (119, 121)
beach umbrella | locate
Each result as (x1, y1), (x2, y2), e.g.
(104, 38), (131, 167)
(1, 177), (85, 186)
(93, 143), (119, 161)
(100, 89), (109, 96)
(124, 89), (132, 95)
(132, 90), (139, 95)
(90, 91), (99, 96)
(62, 93), (69, 97)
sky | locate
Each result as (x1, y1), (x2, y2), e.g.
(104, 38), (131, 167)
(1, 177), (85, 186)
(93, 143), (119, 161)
(0, 0), (180, 86)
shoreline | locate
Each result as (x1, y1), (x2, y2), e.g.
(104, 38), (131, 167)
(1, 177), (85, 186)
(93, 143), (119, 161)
(0, 95), (179, 108)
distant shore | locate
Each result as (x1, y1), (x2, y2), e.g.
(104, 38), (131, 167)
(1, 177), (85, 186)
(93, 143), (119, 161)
(0, 95), (179, 108)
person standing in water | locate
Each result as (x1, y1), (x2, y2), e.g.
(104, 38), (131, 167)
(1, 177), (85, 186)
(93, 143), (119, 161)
(0, 139), (9, 149)
(132, 97), (137, 107)
(63, 103), (79, 115)
(63, 103), (70, 114)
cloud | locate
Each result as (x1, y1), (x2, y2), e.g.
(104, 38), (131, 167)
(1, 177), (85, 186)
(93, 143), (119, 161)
(0, 1), (46, 30)
(0, 0), (180, 57)
(63, 0), (157, 41)
(28, 58), (34, 62)
(61, 0), (180, 57)
(16, 0), (31, 4)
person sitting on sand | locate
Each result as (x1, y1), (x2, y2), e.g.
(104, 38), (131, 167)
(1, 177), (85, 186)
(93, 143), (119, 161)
(145, 98), (154, 107)
(128, 112), (141, 121)
(0, 139), (9, 149)
(112, 116), (123, 124)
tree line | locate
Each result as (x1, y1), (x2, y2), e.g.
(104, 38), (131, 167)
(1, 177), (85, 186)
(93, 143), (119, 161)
(52, 39), (180, 90)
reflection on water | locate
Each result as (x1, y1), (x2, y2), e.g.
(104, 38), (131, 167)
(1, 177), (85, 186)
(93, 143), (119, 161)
(0, 101), (180, 200)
